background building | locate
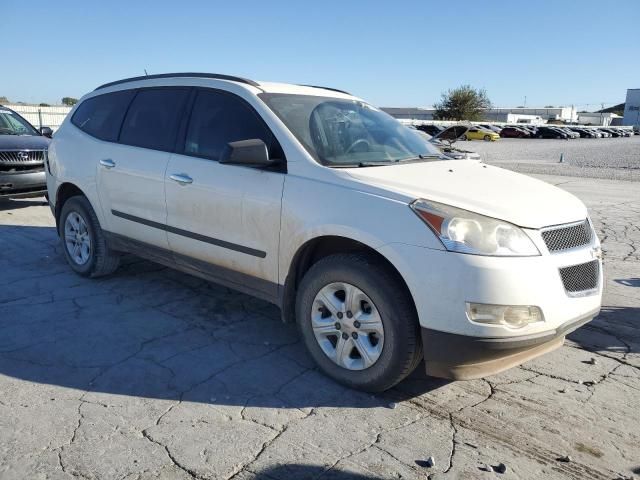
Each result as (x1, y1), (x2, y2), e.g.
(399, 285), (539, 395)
(577, 112), (621, 126)
(382, 106), (577, 124)
(623, 89), (640, 127)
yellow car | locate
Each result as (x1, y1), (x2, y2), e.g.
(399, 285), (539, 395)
(461, 127), (500, 141)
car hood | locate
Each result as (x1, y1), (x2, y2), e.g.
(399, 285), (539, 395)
(0, 135), (50, 150)
(345, 160), (587, 229)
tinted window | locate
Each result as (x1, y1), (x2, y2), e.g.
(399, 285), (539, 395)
(120, 88), (189, 151)
(185, 90), (281, 161)
(71, 90), (134, 141)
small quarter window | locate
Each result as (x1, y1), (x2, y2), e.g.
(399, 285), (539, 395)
(71, 90), (134, 142)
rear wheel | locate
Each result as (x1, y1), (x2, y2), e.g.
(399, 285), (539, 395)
(60, 196), (120, 277)
(461, 134), (468, 141)
(296, 253), (423, 392)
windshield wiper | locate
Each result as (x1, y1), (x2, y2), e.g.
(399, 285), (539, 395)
(396, 154), (442, 163)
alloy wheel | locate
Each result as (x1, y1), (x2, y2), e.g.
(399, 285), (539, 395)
(311, 282), (384, 370)
(64, 211), (92, 265)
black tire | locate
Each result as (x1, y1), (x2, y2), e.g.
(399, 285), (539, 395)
(296, 253), (423, 392)
(461, 134), (468, 141)
(483, 134), (491, 141)
(59, 195), (120, 278)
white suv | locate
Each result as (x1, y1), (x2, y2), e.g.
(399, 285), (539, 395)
(47, 73), (602, 391)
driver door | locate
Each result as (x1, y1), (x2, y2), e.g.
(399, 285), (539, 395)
(164, 89), (285, 300)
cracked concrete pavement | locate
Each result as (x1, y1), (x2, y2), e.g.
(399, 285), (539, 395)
(0, 173), (639, 480)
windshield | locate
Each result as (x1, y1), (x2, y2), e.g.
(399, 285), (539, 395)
(0, 110), (39, 136)
(259, 94), (442, 166)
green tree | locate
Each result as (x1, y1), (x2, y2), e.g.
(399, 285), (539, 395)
(39, 103), (50, 107)
(433, 85), (491, 121)
(62, 97), (78, 106)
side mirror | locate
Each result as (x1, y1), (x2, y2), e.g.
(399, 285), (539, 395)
(219, 139), (274, 167)
(40, 127), (53, 138)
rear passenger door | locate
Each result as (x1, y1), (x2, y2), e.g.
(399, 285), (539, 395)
(95, 87), (190, 249)
(165, 89), (285, 300)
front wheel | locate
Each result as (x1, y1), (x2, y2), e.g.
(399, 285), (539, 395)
(296, 253), (423, 392)
(483, 134), (492, 141)
(60, 196), (120, 277)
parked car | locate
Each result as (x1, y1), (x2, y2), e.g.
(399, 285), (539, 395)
(601, 128), (622, 137)
(415, 124), (445, 136)
(594, 129), (611, 138)
(0, 107), (52, 199)
(518, 125), (538, 136)
(555, 127), (579, 139)
(47, 73), (602, 391)
(461, 126), (500, 141)
(535, 126), (568, 139)
(478, 124), (502, 134)
(569, 127), (596, 138)
(500, 126), (530, 138)
(411, 130), (482, 161)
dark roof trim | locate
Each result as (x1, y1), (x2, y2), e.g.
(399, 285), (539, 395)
(298, 84), (351, 96)
(95, 73), (261, 91)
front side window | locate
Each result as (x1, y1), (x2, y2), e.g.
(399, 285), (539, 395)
(71, 90), (135, 141)
(260, 94), (441, 167)
(184, 90), (281, 161)
(120, 88), (189, 151)
(0, 110), (39, 136)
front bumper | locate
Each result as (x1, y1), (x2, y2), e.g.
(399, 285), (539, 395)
(422, 308), (598, 380)
(0, 170), (46, 198)
(377, 229), (603, 379)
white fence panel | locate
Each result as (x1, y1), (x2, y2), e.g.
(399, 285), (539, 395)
(3, 104), (72, 132)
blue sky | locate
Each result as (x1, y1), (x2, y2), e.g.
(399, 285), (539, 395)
(5, 0), (639, 109)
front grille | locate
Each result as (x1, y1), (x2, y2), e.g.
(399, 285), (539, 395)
(0, 150), (46, 164)
(559, 260), (599, 294)
(542, 220), (592, 252)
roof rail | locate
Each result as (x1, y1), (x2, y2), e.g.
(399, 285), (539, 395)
(95, 73), (261, 91)
(298, 84), (352, 95)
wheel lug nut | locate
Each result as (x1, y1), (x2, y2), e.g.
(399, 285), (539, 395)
(353, 320), (361, 328)
(346, 311), (353, 318)
(351, 332), (358, 339)
(342, 332), (349, 340)
(335, 322), (341, 330)
(337, 312), (343, 319)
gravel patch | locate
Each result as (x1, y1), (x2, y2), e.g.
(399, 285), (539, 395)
(461, 136), (640, 181)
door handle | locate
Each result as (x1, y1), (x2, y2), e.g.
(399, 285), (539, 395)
(169, 173), (193, 185)
(100, 159), (116, 169)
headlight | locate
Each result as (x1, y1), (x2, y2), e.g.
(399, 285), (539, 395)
(410, 199), (539, 256)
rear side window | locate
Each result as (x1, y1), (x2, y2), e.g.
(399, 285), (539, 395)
(71, 90), (134, 141)
(184, 90), (282, 161)
(119, 88), (190, 152)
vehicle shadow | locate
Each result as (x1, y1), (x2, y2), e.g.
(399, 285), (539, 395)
(567, 305), (640, 355)
(0, 225), (449, 410)
(614, 278), (640, 288)
(0, 197), (48, 211)
(252, 464), (388, 479)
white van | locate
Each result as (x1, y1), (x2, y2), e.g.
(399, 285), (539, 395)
(46, 73), (602, 391)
